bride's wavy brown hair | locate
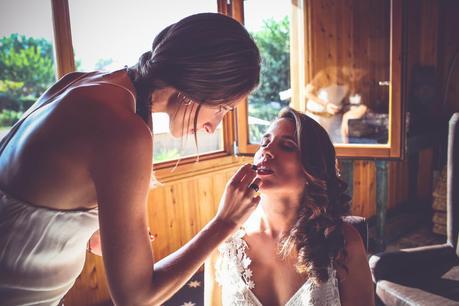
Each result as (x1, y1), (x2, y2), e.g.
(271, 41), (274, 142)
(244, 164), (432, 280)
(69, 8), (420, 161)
(277, 107), (351, 284)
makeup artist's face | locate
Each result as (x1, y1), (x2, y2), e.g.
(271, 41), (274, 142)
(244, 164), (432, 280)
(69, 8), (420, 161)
(253, 118), (307, 193)
(167, 92), (240, 137)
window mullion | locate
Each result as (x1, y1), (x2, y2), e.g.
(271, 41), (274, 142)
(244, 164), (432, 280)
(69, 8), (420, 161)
(51, 0), (75, 78)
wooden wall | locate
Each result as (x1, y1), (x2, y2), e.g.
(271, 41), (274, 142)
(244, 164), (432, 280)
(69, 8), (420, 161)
(64, 160), (242, 306)
(437, 0), (459, 114)
(62, 154), (428, 306)
(307, 0), (390, 112)
(406, 0), (459, 117)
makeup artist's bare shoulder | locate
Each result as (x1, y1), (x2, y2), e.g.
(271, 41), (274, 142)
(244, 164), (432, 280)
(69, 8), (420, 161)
(61, 83), (150, 148)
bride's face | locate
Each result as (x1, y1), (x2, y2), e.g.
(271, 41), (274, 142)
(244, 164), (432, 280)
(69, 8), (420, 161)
(253, 118), (307, 193)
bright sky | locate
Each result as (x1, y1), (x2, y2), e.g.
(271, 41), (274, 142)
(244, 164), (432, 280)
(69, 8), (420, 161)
(0, 0), (289, 71)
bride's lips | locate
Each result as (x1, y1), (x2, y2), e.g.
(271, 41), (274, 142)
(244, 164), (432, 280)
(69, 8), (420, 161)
(255, 163), (274, 176)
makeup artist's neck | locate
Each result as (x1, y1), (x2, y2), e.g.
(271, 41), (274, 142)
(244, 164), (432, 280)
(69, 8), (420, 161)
(151, 87), (175, 113)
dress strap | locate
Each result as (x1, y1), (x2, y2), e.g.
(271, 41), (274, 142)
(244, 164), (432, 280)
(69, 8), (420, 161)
(93, 80), (136, 105)
(216, 228), (255, 290)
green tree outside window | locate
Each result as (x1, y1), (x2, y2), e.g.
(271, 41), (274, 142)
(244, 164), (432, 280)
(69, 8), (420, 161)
(249, 16), (290, 143)
(0, 34), (56, 128)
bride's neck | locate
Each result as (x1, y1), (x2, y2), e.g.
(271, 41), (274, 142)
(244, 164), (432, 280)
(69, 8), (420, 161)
(255, 194), (301, 239)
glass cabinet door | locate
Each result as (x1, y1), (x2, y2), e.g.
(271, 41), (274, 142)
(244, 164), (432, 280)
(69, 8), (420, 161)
(303, 0), (404, 158)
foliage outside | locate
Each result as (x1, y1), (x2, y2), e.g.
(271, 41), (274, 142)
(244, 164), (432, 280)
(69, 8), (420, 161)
(0, 34), (56, 127)
(249, 16), (291, 143)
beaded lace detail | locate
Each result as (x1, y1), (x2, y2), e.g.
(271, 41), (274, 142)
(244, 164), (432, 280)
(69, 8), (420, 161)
(215, 228), (341, 306)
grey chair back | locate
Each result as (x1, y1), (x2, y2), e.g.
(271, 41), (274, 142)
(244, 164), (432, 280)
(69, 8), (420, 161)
(446, 113), (459, 249)
(447, 113), (459, 251)
(343, 215), (368, 251)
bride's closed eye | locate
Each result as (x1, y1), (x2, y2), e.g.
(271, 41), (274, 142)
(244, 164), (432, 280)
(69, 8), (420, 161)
(260, 136), (297, 151)
(281, 141), (297, 152)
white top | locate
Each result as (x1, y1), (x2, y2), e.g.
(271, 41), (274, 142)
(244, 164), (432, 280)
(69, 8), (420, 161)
(306, 84), (349, 113)
(215, 229), (341, 306)
(0, 69), (135, 305)
(0, 190), (99, 305)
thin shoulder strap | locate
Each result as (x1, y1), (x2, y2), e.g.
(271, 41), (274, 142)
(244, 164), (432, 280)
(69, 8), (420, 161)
(0, 72), (89, 156)
(93, 80), (136, 104)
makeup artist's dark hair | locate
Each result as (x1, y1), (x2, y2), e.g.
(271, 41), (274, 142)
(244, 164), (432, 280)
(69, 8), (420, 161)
(277, 107), (351, 284)
(127, 12), (261, 134)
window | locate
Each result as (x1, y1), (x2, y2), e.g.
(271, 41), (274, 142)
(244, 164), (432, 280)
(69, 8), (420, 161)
(244, 0), (291, 145)
(236, 0), (405, 159)
(0, 0), (57, 140)
(2, 0), (405, 162)
(234, 0), (291, 152)
(68, 0), (223, 163)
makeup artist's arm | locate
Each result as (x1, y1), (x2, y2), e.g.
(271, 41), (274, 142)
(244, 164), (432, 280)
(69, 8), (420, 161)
(92, 118), (260, 306)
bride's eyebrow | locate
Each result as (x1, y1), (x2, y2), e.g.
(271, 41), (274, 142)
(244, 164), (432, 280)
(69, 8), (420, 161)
(261, 133), (271, 139)
(281, 135), (298, 144)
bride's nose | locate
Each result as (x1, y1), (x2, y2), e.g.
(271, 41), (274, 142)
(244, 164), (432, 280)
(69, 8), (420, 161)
(261, 143), (274, 159)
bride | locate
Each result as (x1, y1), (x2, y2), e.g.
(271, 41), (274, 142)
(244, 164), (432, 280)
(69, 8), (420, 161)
(204, 107), (374, 306)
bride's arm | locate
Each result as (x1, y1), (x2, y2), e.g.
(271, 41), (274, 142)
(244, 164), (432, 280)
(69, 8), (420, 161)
(204, 248), (223, 306)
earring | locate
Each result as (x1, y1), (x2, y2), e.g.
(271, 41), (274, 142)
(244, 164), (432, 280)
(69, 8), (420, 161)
(178, 92), (193, 106)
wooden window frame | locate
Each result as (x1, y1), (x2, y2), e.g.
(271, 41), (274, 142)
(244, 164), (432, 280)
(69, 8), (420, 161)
(235, 0), (406, 160)
(50, 0), (406, 180)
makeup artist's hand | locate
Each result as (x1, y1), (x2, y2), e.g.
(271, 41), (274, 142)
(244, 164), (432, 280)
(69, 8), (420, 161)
(214, 163), (261, 228)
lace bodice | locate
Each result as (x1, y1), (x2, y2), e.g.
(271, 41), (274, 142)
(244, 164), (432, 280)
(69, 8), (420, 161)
(215, 229), (341, 306)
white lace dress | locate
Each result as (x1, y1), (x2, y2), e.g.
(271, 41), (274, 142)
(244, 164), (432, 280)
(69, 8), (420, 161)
(215, 229), (341, 306)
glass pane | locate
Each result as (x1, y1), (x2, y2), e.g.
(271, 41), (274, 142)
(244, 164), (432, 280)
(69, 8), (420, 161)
(68, 0), (222, 163)
(0, 1), (57, 140)
(244, 0), (291, 144)
(306, 0), (390, 145)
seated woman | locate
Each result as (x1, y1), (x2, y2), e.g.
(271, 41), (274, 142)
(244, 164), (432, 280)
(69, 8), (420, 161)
(205, 107), (374, 306)
(305, 66), (368, 144)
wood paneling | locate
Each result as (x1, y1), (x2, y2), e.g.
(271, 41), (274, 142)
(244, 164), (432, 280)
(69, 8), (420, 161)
(351, 160), (376, 218)
(416, 148), (434, 205)
(149, 165), (240, 260)
(438, 0), (459, 114)
(387, 157), (410, 210)
(406, 0), (440, 117)
(406, 0), (459, 117)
